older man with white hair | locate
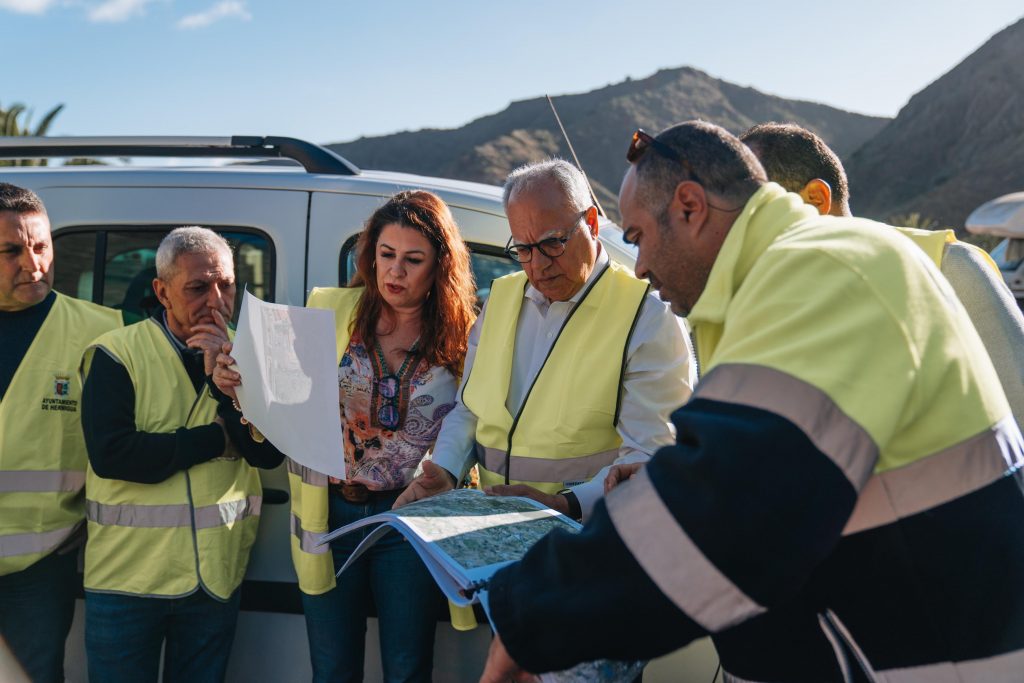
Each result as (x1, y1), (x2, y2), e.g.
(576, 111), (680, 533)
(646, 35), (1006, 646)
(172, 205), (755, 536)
(79, 226), (281, 683)
(397, 159), (696, 525)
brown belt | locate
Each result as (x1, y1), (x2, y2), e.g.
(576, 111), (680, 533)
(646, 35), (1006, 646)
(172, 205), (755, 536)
(328, 481), (406, 504)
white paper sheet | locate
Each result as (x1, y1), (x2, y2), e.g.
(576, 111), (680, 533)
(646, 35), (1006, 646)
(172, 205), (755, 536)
(231, 290), (345, 479)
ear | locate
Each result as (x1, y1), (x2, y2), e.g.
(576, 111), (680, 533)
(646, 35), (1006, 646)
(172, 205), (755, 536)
(669, 180), (708, 234)
(152, 277), (172, 310)
(583, 205), (600, 237)
(799, 179), (832, 216)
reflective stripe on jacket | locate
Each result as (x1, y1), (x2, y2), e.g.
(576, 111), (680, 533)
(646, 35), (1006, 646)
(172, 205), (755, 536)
(0, 293), (122, 576)
(82, 319), (262, 600)
(463, 262), (649, 494)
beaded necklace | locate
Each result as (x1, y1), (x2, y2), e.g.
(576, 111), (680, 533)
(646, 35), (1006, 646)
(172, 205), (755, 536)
(370, 336), (420, 431)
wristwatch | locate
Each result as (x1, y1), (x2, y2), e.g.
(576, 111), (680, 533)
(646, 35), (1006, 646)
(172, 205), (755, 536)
(557, 488), (583, 522)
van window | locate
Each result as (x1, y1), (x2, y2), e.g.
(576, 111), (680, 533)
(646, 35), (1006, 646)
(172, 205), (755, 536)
(991, 239), (1024, 273)
(52, 227), (274, 324)
(339, 238), (519, 305)
(470, 249), (522, 301)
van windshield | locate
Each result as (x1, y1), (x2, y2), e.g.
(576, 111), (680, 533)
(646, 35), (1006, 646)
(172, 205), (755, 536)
(991, 239), (1024, 272)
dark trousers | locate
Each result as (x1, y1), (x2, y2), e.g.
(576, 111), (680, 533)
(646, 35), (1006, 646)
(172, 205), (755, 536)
(85, 587), (241, 683)
(0, 550), (77, 683)
(301, 490), (441, 683)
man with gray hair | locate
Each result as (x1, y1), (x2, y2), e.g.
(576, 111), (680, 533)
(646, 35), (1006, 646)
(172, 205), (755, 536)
(79, 226), (280, 683)
(397, 159), (696, 527)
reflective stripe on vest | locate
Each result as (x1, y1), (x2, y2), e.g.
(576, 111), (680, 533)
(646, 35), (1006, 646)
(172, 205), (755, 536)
(0, 470), (86, 493)
(290, 510), (328, 555)
(287, 286), (364, 595)
(0, 524), (80, 560)
(83, 319), (262, 600)
(286, 457), (329, 555)
(464, 262), (649, 494)
(86, 496), (262, 529)
(0, 294), (122, 575)
(474, 444), (620, 486)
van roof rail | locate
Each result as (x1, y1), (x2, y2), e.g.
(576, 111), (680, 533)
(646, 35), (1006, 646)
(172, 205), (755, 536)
(0, 135), (361, 175)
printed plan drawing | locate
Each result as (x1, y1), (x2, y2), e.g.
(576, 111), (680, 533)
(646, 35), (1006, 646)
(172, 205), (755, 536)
(259, 304), (311, 404)
(320, 489), (646, 683)
(321, 489), (581, 601)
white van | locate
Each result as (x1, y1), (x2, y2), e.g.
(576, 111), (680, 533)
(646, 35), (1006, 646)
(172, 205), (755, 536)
(965, 191), (1024, 305)
(0, 136), (717, 682)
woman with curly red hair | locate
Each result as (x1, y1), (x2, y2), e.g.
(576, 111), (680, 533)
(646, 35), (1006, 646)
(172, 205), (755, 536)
(213, 190), (476, 682)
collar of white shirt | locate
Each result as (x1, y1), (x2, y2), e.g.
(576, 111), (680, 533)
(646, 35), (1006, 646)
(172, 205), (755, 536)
(523, 243), (610, 311)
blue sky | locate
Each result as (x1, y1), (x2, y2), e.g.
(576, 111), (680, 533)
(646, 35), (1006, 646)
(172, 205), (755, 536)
(2, 0), (1022, 145)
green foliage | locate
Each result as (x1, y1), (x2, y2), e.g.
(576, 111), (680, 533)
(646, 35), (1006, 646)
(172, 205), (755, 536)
(889, 211), (1002, 251)
(889, 212), (940, 230)
(0, 101), (64, 167)
(63, 158), (107, 166)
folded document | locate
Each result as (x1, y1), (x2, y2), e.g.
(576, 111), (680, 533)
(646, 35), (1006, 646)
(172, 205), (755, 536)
(319, 489), (645, 683)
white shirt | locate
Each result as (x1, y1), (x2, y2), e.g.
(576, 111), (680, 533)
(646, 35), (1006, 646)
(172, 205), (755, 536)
(432, 248), (697, 519)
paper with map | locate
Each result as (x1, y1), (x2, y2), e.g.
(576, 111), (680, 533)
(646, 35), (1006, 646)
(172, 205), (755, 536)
(319, 489), (645, 682)
(230, 290), (345, 479)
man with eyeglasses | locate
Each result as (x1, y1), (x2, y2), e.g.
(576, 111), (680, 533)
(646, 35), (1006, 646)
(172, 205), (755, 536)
(396, 158), (695, 529)
(477, 121), (1024, 683)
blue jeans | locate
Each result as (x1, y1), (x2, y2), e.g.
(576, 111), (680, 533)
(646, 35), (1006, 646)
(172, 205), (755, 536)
(302, 491), (441, 683)
(85, 588), (241, 683)
(0, 549), (77, 683)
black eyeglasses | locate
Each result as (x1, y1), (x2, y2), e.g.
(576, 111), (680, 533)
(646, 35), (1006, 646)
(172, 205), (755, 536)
(626, 129), (701, 183)
(504, 209), (591, 263)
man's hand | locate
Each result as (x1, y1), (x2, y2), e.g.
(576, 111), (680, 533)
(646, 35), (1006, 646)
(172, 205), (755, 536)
(212, 342), (241, 403)
(393, 460), (455, 509)
(188, 309), (231, 376)
(604, 462), (645, 494)
(479, 635), (537, 683)
(485, 484), (570, 516)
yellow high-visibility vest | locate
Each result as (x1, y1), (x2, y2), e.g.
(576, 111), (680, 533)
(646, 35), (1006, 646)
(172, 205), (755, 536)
(463, 261), (650, 494)
(289, 286), (363, 595)
(0, 293), (122, 576)
(896, 225), (1002, 275)
(82, 319), (262, 600)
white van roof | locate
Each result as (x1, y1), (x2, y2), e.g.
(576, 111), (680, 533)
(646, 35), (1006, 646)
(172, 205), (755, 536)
(965, 191), (1024, 238)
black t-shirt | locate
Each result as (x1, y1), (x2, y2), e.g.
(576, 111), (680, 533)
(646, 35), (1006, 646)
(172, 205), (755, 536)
(0, 291), (56, 401)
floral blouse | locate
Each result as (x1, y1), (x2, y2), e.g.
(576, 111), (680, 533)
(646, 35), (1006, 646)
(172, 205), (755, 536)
(335, 335), (457, 491)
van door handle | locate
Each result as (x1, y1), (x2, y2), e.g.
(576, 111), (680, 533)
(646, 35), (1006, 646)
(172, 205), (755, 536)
(262, 488), (289, 505)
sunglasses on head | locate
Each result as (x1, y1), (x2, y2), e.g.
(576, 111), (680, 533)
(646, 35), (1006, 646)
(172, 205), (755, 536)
(626, 129), (701, 183)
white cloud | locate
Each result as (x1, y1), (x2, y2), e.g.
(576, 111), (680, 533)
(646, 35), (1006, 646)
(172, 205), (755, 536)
(87, 0), (153, 22)
(176, 0), (250, 29)
(0, 0), (58, 14)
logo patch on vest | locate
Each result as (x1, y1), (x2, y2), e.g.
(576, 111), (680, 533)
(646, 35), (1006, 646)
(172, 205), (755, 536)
(41, 374), (77, 412)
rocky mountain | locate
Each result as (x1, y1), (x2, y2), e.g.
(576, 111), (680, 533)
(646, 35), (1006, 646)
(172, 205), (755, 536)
(846, 17), (1024, 229)
(326, 67), (888, 217)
